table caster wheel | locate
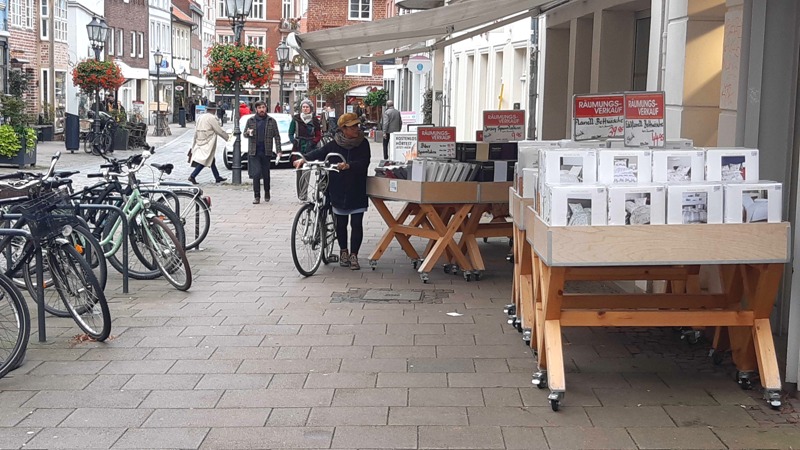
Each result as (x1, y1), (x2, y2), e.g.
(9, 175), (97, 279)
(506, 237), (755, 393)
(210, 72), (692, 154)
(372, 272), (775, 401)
(737, 371), (754, 390)
(507, 315), (517, 326)
(710, 349), (724, 365)
(419, 273), (430, 284)
(503, 304), (516, 316)
(483, 237), (488, 243)
(548, 391), (564, 411)
(681, 329), (702, 345)
(443, 264), (451, 274)
(473, 271), (482, 281)
(522, 328), (532, 343)
(532, 371), (547, 389)
(369, 260), (377, 271)
(765, 390), (782, 410)
(514, 317), (523, 332)
(412, 259), (421, 269)
(506, 253), (513, 263)
(464, 272), (472, 282)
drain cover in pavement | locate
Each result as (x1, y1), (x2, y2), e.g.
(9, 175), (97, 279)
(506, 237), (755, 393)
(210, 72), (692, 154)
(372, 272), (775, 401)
(363, 289), (422, 301)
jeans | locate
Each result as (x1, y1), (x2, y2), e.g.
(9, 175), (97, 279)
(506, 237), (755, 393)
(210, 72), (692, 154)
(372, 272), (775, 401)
(335, 212), (364, 255)
(382, 133), (391, 160)
(191, 159), (222, 180)
(249, 154), (271, 198)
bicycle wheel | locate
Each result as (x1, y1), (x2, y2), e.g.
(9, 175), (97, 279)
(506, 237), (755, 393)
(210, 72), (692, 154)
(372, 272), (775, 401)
(143, 217), (192, 291)
(291, 203), (323, 277)
(48, 241), (110, 341)
(23, 226), (107, 318)
(320, 208), (337, 265)
(156, 191), (210, 250)
(0, 273), (30, 379)
(102, 210), (161, 280)
(83, 131), (95, 153)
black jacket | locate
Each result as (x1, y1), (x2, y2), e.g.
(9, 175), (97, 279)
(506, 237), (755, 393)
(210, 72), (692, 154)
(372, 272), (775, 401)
(304, 136), (371, 211)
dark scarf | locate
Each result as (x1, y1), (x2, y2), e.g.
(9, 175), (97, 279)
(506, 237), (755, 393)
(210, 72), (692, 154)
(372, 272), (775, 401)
(334, 129), (365, 150)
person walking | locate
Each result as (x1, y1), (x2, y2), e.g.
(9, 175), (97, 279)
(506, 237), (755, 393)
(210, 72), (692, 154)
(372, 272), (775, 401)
(239, 101), (251, 117)
(293, 112), (371, 270)
(381, 100), (402, 160)
(289, 99), (322, 155)
(325, 105), (338, 134)
(274, 102), (282, 113)
(216, 101), (226, 124)
(188, 104), (228, 184)
(243, 101), (282, 204)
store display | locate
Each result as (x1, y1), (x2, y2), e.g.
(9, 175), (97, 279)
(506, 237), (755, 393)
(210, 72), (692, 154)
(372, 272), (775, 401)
(652, 149), (706, 183)
(521, 167), (538, 200)
(541, 183), (607, 226)
(723, 181), (782, 223)
(598, 149), (652, 184)
(666, 183), (723, 224)
(606, 138), (694, 149)
(607, 184), (666, 225)
(705, 148), (759, 182)
(538, 149), (598, 195)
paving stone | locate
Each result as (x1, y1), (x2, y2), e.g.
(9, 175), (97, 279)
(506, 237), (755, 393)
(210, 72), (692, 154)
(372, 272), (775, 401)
(594, 387), (719, 406)
(268, 374), (309, 389)
(198, 335), (265, 347)
(29, 361), (108, 375)
(482, 388), (523, 407)
(388, 407), (468, 425)
(328, 324), (387, 335)
(306, 407), (388, 426)
(448, 372), (532, 388)
(23, 390), (148, 409)
(168, 359), (242, 374)
(414, 334), (475, 346)
(261, 334), (355, 347)
(77, 348), (152, 361)
(340, 358), (408, 373)
(180, 325), (244, 336)
(408, 358), (475, 373)
(122, 374), (202, 390)
(143, 408), (271, 427)
(218, 389), (334, 408)
(237, 358), (341, 374)
(139, 390), (223, 409)
(14, 408), (72, 428)
(373, 345), (437, 358)
(418, 425), (505, 449)
(83, 374), (132, 390)
(543, 426), (637, 449)
(275, 346), (312, 359)
(60, 408), (153, 428)
(266, 408), (310, 426)
(628, 427), (726, 449)
(0, 408), (35, 427)
(22, 427), (125, 449)
(136, 336), (202, 348)
(240, 324), (302, 335)
(144, 347), (216, 360)
(585, 406), (675, 427)
(0, 427), (38, 449)
(501, 426), (549, 449)
(308, 345), (373, 359)
(332, 425), (417, 448)
(521, 383), (602, 407)
(376, 373), (448, 388)
(332, 388), (408, 407)
(467, 406), (592, 427)
(99, 360), (176, 375)
(437, 344), (533, 359)
(208, 346), (278, 360)
(195, 373), (272, 390)
(409, 388), (484, 407)
(113, 427), (209, 449)
(201, 426), (333, 449)
(664, 404), (759, 427)
(387, 324), (445, 334)
(354, 334), (414, 346)
(305, 373), (377, 388)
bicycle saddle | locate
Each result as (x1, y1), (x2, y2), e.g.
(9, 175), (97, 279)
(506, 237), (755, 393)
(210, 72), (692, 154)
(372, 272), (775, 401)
(150, 163), (173, 175)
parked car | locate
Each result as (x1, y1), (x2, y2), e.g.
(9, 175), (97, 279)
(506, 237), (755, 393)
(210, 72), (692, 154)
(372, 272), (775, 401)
(223, 113), (293, 169)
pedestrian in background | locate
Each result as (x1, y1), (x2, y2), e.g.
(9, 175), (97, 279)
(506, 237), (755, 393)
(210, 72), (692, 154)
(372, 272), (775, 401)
(239, 101), (251, 117)
(381, 100), (402, 160)
(293, 112), (370, 270)
(244, 101), (282, 204)
(289, 99), (321, 155)
(274, 102), (282, 113)
(188, 104), (228, 184)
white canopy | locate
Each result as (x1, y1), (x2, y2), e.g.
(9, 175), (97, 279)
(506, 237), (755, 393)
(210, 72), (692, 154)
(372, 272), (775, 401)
(288, 0), (549, 71)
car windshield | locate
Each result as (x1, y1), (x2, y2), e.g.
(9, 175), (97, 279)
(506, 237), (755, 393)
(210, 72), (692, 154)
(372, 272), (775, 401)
(239, 113), (291, 136)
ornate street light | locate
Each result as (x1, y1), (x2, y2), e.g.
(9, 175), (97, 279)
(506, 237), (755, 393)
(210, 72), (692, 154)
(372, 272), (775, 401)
(86, 16), (109, 153)
(225, 0), (254, 185)
(276, 40), (290, 113)
(153, 49), (166, 136)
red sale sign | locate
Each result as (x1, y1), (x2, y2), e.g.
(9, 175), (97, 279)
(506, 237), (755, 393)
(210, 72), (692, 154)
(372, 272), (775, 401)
(482, 110), (525, 142)
(572, 94), (625, 141)
(417, 127), (456, 159)
(624, 91), (666, 147)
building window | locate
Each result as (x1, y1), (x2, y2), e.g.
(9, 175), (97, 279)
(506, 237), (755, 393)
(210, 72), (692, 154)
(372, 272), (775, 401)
(217, 0), (225, 17)
(249, 0), (265, 20)
(53, 0), (67, 42)
(138, 32), (144, 58)
(117, 29), (124, 56)
(10, 0), (34, 29)
(346, 63), (371, 76)
(282, 0), (293, 19)
(218, 34), (234, 44)
(349, 0), (372, 20)
(40, 1), (49, 39)
(130, 31), (136, 57)
(41, 69), (49, 104)
(246, 34), (265, 51)
(107, 27), (115, 56)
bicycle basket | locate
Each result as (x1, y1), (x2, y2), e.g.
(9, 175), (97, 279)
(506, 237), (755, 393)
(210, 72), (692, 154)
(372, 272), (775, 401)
(296, 168), (328, 203)
(14, 189), (78, 239)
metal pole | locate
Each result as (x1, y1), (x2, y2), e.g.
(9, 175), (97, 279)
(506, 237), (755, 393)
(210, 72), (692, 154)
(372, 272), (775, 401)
(93, 46), (101, 152)
(279, 62), (285, 112)
(155, 63), (161, 136)
(231, 21), (244, 185)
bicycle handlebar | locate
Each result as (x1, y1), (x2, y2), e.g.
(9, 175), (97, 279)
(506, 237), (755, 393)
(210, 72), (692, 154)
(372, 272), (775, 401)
(0, 151), (61, 191)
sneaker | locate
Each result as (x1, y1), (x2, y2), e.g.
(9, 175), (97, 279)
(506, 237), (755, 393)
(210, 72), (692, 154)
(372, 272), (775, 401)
(188, 176), (198, 185)
(265, 192), (271, 202)
(339, 249), (350, 267)
(215, 177), (227, 183)
(349, 254), (360, 270)
(253, 198), (260, 204)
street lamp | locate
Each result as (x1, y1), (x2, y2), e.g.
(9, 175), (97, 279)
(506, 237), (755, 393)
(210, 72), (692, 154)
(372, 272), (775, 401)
(179, 68), (188, 127)
(225, 0), (254, 185)
(153, 49), (166, 136)
(276, 40), (290, 113)
(86, 16), (109, 153)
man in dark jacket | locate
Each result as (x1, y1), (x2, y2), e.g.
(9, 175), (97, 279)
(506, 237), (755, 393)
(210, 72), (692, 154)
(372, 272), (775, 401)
(294, 112), (371, 270)
(243, 100), (282, 203)
(381, 100), (402, 160)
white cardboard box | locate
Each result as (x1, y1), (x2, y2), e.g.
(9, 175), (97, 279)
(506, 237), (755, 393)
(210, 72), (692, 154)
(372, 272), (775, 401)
(723, 181), (782, 223)
(666, 183), (724, 224)
(521, 167), (538, 199)
(607, 184), (666, 225)
(705, 148), (759, 182)
(607, 138), (694, 149)
(538, 149), (599, 197)
(542, 183), (607, 226)
(652, 149), (706, 183)
(558, 139), (605, 148)
(598, 149), (653, 184)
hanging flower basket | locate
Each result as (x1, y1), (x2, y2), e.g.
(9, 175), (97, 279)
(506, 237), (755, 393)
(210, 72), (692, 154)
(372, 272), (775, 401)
(72, 59), (125, 94)
(204, 44), (274, 91)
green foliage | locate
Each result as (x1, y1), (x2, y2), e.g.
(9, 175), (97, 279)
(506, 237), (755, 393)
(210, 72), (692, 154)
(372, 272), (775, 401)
(310, 80), (352, 103)
(364, 89), (387, 107)
(0, 125), (21, 157)
(8, 69), (31, 97)
(1, 96), (31, 128)
(24, 128), (37, 151)
(205, 44), (273, 91)
(422, 88), (433, 124)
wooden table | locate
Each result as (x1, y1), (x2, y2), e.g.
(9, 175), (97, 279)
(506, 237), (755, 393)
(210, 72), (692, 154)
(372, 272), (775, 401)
(517, 204), (790, 411)
(366, 179), (513, 283)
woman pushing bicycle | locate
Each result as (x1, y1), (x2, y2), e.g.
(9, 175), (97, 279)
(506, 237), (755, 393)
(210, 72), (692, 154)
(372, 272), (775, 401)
(294, 112), (371, 270)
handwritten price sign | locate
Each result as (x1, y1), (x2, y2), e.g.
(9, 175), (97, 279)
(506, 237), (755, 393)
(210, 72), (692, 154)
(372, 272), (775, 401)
(417, 127), (457, 159)
(572, 94), (625, 141)
(483, 110), (526, 143)
(624, 92), (666, 148)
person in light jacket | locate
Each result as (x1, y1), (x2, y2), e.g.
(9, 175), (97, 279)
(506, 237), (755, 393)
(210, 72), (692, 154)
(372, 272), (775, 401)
(381, 100), (402, 160)
(188, 104), (228, 184)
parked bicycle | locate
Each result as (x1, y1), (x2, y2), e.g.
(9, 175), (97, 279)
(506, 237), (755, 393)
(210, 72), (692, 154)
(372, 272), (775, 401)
(83, 110), (115, 155)
(290, 151), (344, 276)
(0, 228), (31, 379)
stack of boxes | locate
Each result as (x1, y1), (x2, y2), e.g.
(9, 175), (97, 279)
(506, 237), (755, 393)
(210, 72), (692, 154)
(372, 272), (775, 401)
(515, 141), (782, 227)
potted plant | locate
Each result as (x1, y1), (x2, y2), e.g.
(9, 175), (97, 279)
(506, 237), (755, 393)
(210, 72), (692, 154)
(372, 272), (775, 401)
(0, 95), (37, 168)
(111, 108), (129, 151)
(34, 102), (56, 141)
(204, 43), (274, 92)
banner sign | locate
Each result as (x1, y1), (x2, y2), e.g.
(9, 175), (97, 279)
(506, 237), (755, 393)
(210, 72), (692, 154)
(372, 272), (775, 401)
(417, 127), (456, 159)
(624, 91), (665, 147)
(482, 110), (525, 142)
(572, 94), (625, 141)
(391, 132), (418, 161)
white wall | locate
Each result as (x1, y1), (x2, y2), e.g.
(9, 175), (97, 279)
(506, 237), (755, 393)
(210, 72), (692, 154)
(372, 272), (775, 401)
(66, 1), (105, 115)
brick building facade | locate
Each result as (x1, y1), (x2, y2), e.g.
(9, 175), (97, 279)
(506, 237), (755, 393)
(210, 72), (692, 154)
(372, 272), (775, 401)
(8, 0), (42, 119)
(105, 0), (150, 115)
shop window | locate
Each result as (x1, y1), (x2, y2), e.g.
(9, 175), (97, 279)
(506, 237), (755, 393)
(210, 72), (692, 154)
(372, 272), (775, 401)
(346, 63), (371, 76)
(349, 0), (372, 20)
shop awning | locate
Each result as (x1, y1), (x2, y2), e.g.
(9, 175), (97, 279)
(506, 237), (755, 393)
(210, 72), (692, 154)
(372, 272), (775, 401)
(115, 60), (150, 80)
(186, 75), (206, 88)
(288, 0), (549, 71)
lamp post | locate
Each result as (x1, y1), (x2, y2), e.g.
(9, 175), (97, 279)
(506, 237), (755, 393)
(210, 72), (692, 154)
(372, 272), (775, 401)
(86, 16), (109, 152)
(225, 0), (254, 185)
(276, 40), (289, 113)
(179, 68), (188, 127)
(153, 49), (165, 136)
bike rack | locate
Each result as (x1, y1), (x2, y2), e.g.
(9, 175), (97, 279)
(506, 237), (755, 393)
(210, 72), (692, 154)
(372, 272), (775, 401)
(141, 188), (206, 248)
(0, 223), (46, 342)
(73, 204), (130, 294)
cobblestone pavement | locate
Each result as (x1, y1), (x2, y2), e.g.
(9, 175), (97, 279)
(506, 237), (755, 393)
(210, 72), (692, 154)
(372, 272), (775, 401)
(0, 126), (798, 449)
